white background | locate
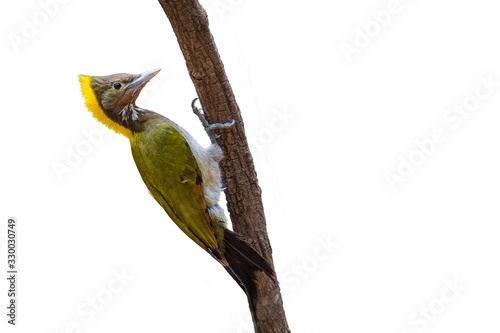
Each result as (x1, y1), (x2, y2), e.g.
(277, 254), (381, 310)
(1, 0), (500, 332)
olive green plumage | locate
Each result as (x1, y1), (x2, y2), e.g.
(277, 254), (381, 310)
(79, 69), (275, 305)
(131, 119), (225, 262)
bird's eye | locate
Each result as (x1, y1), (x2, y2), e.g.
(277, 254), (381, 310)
(113, 82), (122, 90)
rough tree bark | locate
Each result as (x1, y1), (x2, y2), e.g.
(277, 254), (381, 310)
(157, 1), (290, 332)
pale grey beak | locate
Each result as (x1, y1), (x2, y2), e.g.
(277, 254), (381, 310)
(130, 68), (161, 91)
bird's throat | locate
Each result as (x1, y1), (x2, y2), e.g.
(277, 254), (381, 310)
(79, 75), (133, 139)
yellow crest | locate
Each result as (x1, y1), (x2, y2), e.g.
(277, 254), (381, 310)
(78, 75), (133, 139)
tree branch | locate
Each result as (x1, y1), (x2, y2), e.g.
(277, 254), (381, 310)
(157, 1), (290, 332)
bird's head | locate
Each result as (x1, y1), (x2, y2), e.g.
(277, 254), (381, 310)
(79, 68), (161, 139)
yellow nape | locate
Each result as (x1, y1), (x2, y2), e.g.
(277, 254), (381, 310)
(78, 75), (133, 139)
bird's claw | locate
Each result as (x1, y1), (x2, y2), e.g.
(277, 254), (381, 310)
(206, 119), (236, 131)
(191, 97), (236, 143)
(192, 98), (210, 128)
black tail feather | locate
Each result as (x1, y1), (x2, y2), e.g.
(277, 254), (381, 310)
(222, 229), (276, 309)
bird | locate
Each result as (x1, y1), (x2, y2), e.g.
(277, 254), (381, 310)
(78, 68), (275, 312)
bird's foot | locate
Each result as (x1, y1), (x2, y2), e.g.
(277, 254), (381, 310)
(206, 119), (236, 131)
(191, 98), (235, 143)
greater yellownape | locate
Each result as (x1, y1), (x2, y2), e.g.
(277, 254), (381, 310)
(78, 69), (275, 313)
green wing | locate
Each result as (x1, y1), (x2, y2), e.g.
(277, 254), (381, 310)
(131, 122), (220, 253)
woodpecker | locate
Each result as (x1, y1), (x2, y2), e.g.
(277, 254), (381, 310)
(78, 69), (275, 313)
